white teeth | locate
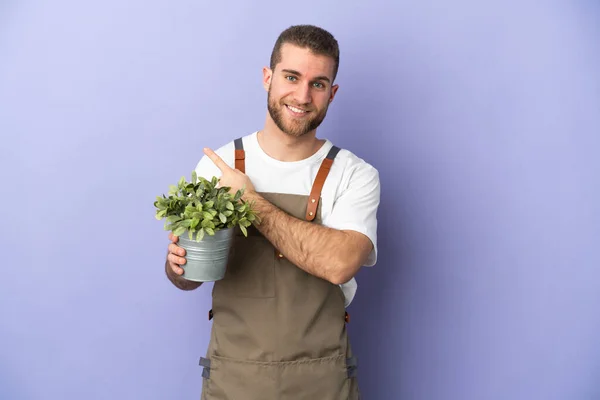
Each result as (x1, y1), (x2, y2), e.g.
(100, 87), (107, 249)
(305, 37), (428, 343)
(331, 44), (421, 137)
(287, 105), (307, 113)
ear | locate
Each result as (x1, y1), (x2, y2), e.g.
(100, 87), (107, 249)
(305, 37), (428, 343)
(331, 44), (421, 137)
(329, 84), (340, 103)
(262, 67), (273, 92)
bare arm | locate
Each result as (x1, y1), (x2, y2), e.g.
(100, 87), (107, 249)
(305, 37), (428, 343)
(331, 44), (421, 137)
(200, 147), (375, 285)
(244, 191), (373, 285)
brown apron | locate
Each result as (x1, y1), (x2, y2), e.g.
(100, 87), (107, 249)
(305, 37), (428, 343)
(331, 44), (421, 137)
(200, 138), (361, 400)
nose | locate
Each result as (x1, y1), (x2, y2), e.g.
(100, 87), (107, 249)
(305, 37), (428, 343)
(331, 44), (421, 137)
(293, 82), (312, 105)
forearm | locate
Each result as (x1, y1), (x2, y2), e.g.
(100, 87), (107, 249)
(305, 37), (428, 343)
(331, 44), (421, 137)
(165, 258), (202, 291)
(245, 192), (362, 285)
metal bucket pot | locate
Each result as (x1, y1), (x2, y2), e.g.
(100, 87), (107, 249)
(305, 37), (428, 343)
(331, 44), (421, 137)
(177, 228), (234, 282)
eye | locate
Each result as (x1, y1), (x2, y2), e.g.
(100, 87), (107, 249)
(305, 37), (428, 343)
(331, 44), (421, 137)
(313, 82), (325, 89)
(285, 75), (297, 82)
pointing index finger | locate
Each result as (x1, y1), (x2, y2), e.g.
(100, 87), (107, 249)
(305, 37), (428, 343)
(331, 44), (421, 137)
(203, 148), (230, 172)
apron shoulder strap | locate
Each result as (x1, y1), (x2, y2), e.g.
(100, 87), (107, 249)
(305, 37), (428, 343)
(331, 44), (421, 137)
(234, 137), (245, 173)
(305, 145), (341, 221)
(234, 137), (339, 221)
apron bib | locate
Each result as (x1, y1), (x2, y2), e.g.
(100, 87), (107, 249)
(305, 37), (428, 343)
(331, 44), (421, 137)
(200, 138), (361, 400)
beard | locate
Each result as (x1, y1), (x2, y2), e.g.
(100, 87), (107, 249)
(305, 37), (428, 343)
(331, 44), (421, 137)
(267, 88), (329, 137)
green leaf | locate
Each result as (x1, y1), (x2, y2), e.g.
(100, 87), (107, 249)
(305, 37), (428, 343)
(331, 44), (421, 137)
(190, 218), (200, 230)
(185, 205), (196, 213)
(226, 202), (234, 211)
(202, 219), (215, 230)
(239, 225), (248, 237)
(240, 218), (251, 227)
(203, 201), (214, 210)
(196, 228), (205, 242)
(219, 213), (227, 224)
(202, 211), (213, 220)
(173, 226), (186, 236)
(205, 227), (215, 236)
(155, 210), (167, 220)
(192, 170), (197, 184)
(166, 215), (181, 223)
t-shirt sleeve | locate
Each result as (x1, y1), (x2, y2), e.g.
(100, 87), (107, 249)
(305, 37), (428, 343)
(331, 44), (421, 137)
(325, 162), (380, 267)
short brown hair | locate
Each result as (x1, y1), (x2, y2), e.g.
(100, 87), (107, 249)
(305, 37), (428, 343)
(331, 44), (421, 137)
(270, 25), (340, 81)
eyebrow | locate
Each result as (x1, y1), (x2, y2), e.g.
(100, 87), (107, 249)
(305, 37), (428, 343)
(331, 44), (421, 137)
(281, 69), (331, 83)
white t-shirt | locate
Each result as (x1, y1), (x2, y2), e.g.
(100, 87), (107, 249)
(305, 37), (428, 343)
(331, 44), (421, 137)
(194, 131), (380, 306)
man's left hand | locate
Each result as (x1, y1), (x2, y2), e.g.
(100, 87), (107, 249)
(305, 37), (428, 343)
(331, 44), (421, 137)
(203, 147), (256, 198)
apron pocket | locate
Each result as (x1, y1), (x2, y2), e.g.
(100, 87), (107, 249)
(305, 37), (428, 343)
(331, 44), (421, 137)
(203, 354), (277, 400)
(278, 354), (350, 400)
(204, 354), (351, 400)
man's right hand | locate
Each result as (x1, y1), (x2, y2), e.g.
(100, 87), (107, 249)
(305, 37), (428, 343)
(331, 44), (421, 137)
(165, 232), (201, 290)
(167, 232), (187, 276)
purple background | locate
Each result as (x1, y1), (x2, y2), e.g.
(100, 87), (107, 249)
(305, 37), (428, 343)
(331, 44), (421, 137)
(1, 1), (599, 399)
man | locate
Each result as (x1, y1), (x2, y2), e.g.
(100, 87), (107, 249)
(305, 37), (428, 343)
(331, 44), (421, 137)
(165, 25), (380, 399)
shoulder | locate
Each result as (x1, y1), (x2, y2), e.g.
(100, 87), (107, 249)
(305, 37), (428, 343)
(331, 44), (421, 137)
(331, 146), (380, 190)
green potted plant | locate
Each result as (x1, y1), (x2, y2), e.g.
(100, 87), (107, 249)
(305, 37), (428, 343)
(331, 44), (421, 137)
(154, 171), (259, 282)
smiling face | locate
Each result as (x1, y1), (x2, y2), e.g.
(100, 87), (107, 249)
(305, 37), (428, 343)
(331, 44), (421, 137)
(263, 43), (339, 138)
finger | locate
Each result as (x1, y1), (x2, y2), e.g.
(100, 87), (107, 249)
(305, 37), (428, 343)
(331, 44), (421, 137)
(168, 232), (179, 243)
(168, 243), (186, 257)
(169, 261), (184, 275)
(203, 148), (231, 172)
(168, 253), (187, 267)
(167, 253), (187, 266)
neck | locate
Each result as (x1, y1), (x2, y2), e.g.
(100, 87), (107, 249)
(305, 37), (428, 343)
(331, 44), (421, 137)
(258, 117), (325, 162)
